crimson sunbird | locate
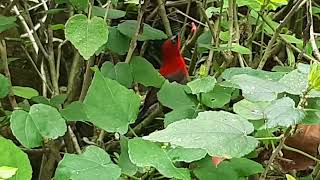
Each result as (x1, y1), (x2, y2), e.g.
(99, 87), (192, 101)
(137, 34), (189, 122)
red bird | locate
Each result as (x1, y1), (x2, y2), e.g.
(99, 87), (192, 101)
(136, 34), (189, 121)
(160, 34), (189, 83)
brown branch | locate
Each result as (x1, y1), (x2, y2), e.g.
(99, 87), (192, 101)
(0, 40), (17, 109)
(124, 0), (148, 63)
(156, 0), (172, 36)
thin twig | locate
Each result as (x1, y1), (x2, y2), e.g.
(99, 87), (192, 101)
(0, 40), (17, 109)
(124, 0), (147, 63)
(21, 45), (54, 94)
(68, 126), (81, 154)
(283, 144), (320, 163)
(308, 0), (320, 61)
(79, 57), (95, 101)
(156, 0), (172, 36)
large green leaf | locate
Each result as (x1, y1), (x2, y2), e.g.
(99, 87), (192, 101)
(118, 20), (167, 41)
(91, 6), (126, 19)
(105, 27), (130, 55)
(0, 74), (9, 98)
(233, 99), (270, 120)
(187, 76), (216, 94)
(12, 86), (39, 99)
(101, 61), (133, 88)
(231, 74), (286, 102)
(167, 147), (206, 163)
(83, 70), (140, 134)
(279, 69), (307, 95)
(10, 104), (67, 148)
(55, 146), (121, 180)
(128, 138), (190, 180)
(0, 137), (32, 180)
(157, 81), (196, 109)
(0, 15), (16, 33)
(265, 97), (305, 128)
(65, 14), (108, 60)
(130, 56), (165, 88)
(222, 67), (286, 81)
(144, 111), (258, 158)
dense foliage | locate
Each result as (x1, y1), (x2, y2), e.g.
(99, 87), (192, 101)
(1, 0), (320, 179)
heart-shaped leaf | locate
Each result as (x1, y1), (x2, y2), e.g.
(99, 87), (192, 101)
(10, 104), (67, 148)
(65, 14), (109, 60)
(84, 70), (140, 134)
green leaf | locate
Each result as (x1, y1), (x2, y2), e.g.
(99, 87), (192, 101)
(227, 158), (264, 177)
(128, 138), (190, 180)
(50, 94), (67, 106)
(50, 24), (65, 31)
(167, 147), (206, 163)
(201, 85), (233, 108)
(91, 6), (126, 19)
(233, 99), (270, 120)
(118, 136), (138, 176)
(118, 20), (167, 41)
(222, 67), (286, 81)
(0, 15), (16, 33)
(0, 74), (9, 98)
(301, 98), (320, 124)
(265, 97), (305, 128)
(69, 0), (88, 11)
(231, 74), (286, 102)
(236, 0), (261, 11)
(279, 69), (307, 95)
(187, 76), (217, 94)
(144, 111), (258, 158)
(157, 81), (196, 110)
(280, 34), (303, 45)
(10, 104), (67, 148)
(0, 137), (32, 180)
(60, 101), (88, 122)
(65, 14), (109, 60)
(55, 146), (121, 180)
(12, 86), (39, 99)
(105, 27), (130, 55)
(83, 70), (140, 134)
(230, 44), (251, 54)
(101, 62), (133, 88)
(130, 56), (165, 88)
(193, 156), (238, 180)
(0, 166), (18, 179)
(286, 174), (296, 180)
(164, 107), (198, 127)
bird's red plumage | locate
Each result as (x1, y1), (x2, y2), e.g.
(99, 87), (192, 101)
(160, 35), (189, 83)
